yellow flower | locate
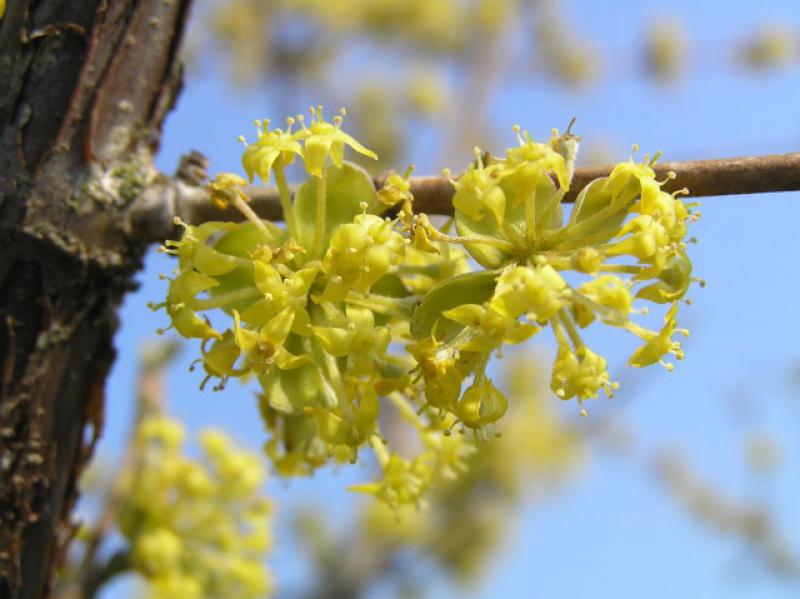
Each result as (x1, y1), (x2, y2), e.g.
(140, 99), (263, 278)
(132, 528), (183, 577)
(442, 303), (538, 352)
(232, 308), (310, 373)
(505, 127), (571, 192)
(448, 152), (506, 227)
(605, 158), (658, 202)
(207, 172), (249, 210)
(321, 213), (405, 300)
(576, 275), (633, 326)
(455, 377), (509, 429)
(311, 306), (390, 376)
(636, 188), (689, 242)
(409, 336), (464, 411)
(644, 19), (687, 83)
(122, 415), (273, 599)
(606, 214), (670, 262)
(148, 573), (203, 599)
(138, 416), (186, 449)
(310, 382), (380, 448)
(294, 106), (377, 177)
(241, 117), (303, 183)
(162, 271), (222, 340)
(241, 260), (317, 335)
(160, 220), (238, 276)
(551, 345), (617, 405)
(377, 166), (414, 210)
(490, 264), (568, 322)
(636, 250), (694, 303)
(628, 303), (689, 370)
(351, 453), (431, 509)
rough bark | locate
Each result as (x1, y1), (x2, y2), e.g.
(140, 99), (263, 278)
(0, 1), (191, 597)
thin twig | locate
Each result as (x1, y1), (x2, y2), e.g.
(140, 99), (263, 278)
(130, 152), (800, 243)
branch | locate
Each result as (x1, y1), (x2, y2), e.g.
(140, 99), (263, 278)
(129, 152), (800, 243)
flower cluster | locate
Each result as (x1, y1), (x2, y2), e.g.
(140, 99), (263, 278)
(119, 416), (272, 599)
(153, 107), (698, 506)
(411, 126), (699, 415)
(339, 354), (577, 587)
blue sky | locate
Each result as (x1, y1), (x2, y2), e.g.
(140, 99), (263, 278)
(98, 1), (800, 597)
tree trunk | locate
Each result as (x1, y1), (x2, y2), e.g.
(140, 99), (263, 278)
(0, 2), (191, 597)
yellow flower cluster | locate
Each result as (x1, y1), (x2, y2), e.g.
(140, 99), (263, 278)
(153, 106), (698, 506)
(740, 24), (799, 71)
(412, 127), (699, 416)
(270, 0), (506, 52)
(359, 353), (580, 582)
(119, 416), (273, 599)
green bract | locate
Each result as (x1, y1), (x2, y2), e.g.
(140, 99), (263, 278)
(153, 108), (700, 507)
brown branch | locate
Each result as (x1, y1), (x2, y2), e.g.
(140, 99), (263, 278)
(571, 152), (800, 201)
(129, 152), (800, 243)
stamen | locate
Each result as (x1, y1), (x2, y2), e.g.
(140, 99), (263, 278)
(199, 373), (212, 391)
(649, 150), (663, 166)
(512, 124), (523, 145)
(657, 170), (676, 185)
